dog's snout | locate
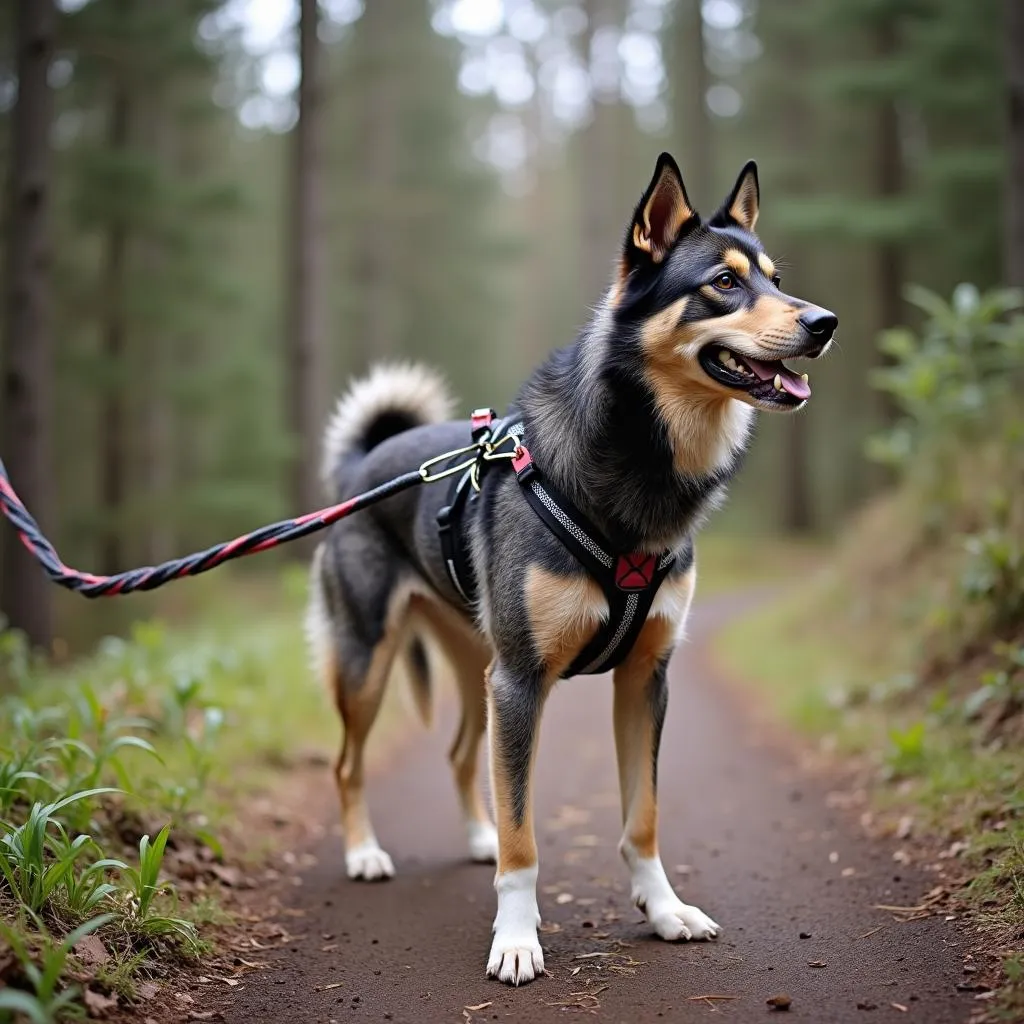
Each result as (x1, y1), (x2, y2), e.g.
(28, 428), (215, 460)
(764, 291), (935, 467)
(798, 308), (838, 342)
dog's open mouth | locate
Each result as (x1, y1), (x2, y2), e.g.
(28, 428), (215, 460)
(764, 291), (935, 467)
(698, 345), (811, 405)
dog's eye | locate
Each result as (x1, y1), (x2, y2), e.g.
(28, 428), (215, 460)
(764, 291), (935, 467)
(772, 275), (782, 287)
(713, 272), (736, 290)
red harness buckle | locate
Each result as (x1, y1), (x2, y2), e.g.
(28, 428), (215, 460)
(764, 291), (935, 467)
(615, 552), (657, 591)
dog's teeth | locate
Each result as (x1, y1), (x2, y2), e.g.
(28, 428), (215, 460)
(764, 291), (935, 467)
(801, 373), (809, 383)
(774, 374), (783, 391)
(718, 350), (730, 364)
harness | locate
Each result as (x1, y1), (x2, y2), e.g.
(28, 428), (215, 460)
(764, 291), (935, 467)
(437, 409), (676, 677)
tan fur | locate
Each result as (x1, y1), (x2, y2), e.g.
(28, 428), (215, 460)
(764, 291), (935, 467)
(333, 616), (406, 850)
(408, 594), (492, 831)
(650, 563), (697, 639)
(757, 253), (776, 279)
(727, 169), (760, 231)
(723, 249), (751, 278)
(635, 166), (696, 263)
(612, 615), (677, 861)
(639, 297), (753, 475)
(486, 664), (555, 874)
(524, 565), (607, 678)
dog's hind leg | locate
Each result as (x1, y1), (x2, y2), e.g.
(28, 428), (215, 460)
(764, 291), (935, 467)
(327, 589), (413, 882)
(410, 596), (498, 863)
(612, 611), (721, 942)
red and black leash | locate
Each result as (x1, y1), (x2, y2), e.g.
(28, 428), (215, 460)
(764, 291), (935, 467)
(0, 459), (423, 598)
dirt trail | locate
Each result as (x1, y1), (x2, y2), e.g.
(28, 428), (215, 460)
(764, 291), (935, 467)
(218, 597), (972, 1023)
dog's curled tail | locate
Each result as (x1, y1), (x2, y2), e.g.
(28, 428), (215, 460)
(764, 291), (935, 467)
(319, 362), (454, 501)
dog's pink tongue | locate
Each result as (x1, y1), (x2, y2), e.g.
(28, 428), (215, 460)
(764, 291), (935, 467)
(743, 357), (811, 400)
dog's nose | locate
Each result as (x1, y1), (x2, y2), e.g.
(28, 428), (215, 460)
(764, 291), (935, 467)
(798, 308), (838, 342)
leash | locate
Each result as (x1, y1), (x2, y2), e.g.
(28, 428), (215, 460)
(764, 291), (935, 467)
(0, 432), (516, 600)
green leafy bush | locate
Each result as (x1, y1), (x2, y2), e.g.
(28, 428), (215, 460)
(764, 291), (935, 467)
(867, 284), (1024, 640)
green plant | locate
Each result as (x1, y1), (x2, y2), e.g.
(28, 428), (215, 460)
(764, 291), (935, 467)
(115, 825), (200, 950)
(869, 284), (1024, 464)
(0, 790), (117, 913)
(884, 721), (927, 779)
(0, 913), (112, 1024)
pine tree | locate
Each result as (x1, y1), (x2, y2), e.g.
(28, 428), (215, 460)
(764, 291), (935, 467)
(1, 0), (56, 649)
(1006, 0), (1024, 287)
(285, 0), (328, 516)
(327, 0), (508, 404)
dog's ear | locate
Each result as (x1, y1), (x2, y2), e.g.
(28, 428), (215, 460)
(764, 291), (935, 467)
(623, 153), (698, 271)
(710, 160), (760, 232)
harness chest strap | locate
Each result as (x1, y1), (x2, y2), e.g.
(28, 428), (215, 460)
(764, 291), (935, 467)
(437, 411), (675, 678)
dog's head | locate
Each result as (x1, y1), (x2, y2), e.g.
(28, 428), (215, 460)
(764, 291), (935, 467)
(613, 153), (837, 413)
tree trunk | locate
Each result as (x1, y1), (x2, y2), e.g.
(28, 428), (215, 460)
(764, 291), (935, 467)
(286, 0), (328, 516)
(1, 0), (56, 651)
(875, 17), (903, 427)
(1007, 0), (1024, 287)
(579, 0), (621, 302)
(671, 0), (712, 207)
(354, 0), (399, 361)
(779, 1), (813, 533)
(99, 79), (131, 574)
(139, 104), (174, 564)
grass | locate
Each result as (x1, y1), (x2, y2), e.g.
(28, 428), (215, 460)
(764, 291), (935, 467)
(0, 564), (413, 1023)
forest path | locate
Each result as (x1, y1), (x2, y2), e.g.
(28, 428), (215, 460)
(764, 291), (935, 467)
(217, 594), (972, 1024)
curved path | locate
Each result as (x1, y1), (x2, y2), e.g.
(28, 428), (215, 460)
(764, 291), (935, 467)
(219, 597), (972, 1023)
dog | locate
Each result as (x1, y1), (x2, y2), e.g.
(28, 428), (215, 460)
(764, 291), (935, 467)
(306, 153), (837, 985)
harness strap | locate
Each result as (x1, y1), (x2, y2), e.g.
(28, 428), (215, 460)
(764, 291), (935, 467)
(436, 408), (498, 604)
(512, 446), (675, 676)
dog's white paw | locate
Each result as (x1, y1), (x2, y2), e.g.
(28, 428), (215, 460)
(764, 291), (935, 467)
(488, 865), (543, 985)
(345, 840), (395, 881)
(644, 896), (721, 942)
(624, 850), (720, 942)
(486, 936), (544, 985)
(467, 821), (499, 863)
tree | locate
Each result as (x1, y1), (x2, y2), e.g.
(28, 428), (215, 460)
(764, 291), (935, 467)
(1007, 0), (1024, 287)
(1, 0), (56, 650)
(285, 0), (328, 516)
(98, 0), (131, 574)
(668, 0), (712, 207)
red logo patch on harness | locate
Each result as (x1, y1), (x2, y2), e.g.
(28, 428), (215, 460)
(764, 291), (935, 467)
(615, 553), (657, 591)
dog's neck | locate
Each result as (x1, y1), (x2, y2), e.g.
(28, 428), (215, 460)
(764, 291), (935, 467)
(517, 311), (753, 552)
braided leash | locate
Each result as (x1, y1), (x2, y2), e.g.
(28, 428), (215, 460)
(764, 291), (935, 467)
(0, 459), (424, 599)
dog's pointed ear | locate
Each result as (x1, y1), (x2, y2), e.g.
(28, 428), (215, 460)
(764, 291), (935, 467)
(624, 153), (698, 270)
(710, 160), (760, 232)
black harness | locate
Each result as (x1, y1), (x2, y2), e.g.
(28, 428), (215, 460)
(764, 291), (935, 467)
(437, 409), (676, 677)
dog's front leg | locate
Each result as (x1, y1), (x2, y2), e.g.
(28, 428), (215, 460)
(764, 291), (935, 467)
(613, 634), (721, 943)
(485, 660), (548, 985)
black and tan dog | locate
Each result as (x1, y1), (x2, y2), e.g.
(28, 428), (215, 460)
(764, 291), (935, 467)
(306, 153), (837, 985)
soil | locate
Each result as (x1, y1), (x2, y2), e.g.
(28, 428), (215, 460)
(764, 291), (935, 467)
(201, 597), (977, 1023)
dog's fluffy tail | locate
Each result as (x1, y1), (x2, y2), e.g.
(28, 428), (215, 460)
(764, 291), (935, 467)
(319, 362), (453, 501)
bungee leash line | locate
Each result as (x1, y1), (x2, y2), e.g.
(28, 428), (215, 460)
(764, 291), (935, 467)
(0, 428), (522, 599)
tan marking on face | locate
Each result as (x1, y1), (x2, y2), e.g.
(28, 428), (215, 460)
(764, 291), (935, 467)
(758, 253), (776, 279)
(723, 249), (751, 278)
(524, 565), (606, 677)
(639, 297), (753, 474)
